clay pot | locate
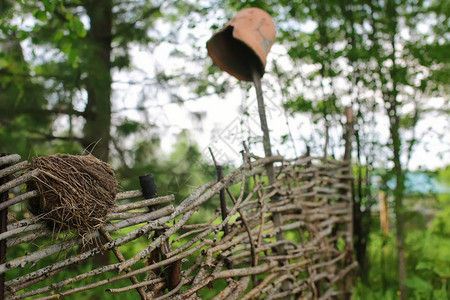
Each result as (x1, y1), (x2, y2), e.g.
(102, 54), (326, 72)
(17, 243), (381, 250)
(206, 7), (276, 82)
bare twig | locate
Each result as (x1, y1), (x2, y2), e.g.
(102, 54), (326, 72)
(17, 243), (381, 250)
(0, 161), (30, 179)
(0, 190), (39, 211)
(112, 194), (174, 212)
(0, 155), (21, 167)
(0, 169), (40, 194)
(98, 226), (147, 300)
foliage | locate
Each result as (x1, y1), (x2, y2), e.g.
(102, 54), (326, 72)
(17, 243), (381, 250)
(0, 0), (216, 161)
(354, 225), (450, 300)
(354, 167), (450, 299)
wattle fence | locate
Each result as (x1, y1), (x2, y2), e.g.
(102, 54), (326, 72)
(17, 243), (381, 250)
(0, 152), (356, 299)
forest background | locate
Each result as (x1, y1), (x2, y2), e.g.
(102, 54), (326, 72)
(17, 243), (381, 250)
(0, 0), (449, 299)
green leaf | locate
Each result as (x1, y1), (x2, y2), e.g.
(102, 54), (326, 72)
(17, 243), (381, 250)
(0, 58), (8, 68)
(403, 276), (433, 294)
(68, 48), (78, 67)
(433, 289), (448, 300)
(53, 31), (64, 41)
(34, 10), (48, 22)
(416, 261), (433, 271)
(42, 0), (56, 12)
(285, 96), (314, 113)
(61, 41), (72, 54)
(73, 18), (86, 37)
(33, 65), (43, 75)
(17, 30), (29, 41)
(117, 120), (141, 136)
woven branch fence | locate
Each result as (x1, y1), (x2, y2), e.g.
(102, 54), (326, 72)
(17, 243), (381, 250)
(0, 152), (356, 299)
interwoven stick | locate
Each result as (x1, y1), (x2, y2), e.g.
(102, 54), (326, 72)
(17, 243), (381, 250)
(3, 153), (354, 300)
(0, 169), (40, 195)
(0, 190), (39, 211)
(0, 155), (21, 167)
(98, 226), (147, 299)
(0, 161), (30, 180)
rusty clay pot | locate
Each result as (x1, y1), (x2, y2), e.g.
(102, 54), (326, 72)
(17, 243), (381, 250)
(206, 7), (276, 82)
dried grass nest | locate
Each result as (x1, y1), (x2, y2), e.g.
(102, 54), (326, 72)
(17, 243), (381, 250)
(28, 154), (118, 239)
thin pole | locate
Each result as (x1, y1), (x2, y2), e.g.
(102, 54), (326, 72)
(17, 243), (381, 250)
(251, 68), (292, 297)
(0, 154), (10, 300)
(251, 68), (275, 184)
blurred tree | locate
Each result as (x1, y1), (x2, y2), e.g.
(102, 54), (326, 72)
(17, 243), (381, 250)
(0, 0), (212, 162)
(0, 0), (52, 156)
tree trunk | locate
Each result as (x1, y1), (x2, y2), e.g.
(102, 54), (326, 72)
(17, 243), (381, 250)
(82, 0), (113, 162)
(388, 97), (407, 300)
(81, 0), (113, 267)
(386, 0), (407, 297)
(353, 129), (366, 282)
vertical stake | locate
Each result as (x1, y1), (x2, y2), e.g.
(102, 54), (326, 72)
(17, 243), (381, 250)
(251, 68), (275, 184)
(139, 174), (181, 292)
(208, 148), (229, 236)
(251, 68), (292, 297)
(251, 68), (284, 241)
(0, 154), (10, 300)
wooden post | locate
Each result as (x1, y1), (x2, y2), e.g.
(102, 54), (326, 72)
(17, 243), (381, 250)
(208, 147), (229, 236)
(252, 68), (292, 296)
(379, 190), (389, 236)
(379, 190), (389, 290)
(216, 164), (229, 234)
(251, 68), (283, 238)
(139, 174), (181, 294)
(0, 154), (14, 300)
(344, 106), (354, 161)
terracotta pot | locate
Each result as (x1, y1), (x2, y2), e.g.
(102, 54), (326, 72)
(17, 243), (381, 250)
(206, 7), (276, 82)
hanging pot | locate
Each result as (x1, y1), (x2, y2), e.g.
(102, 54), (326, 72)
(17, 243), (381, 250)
(206, 7), (276, 82)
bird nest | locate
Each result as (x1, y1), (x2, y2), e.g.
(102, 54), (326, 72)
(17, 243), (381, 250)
(28, 154), (118, 241)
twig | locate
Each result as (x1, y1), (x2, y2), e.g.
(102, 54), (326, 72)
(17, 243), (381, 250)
(1, 157), (10, 300)
(98, 226), (147, 300)
(0, 169), (40, 195)
(241, 273), (278, 300)
(0, 224), (44, 241)
(112, 194), (174, 212)
(225, 188), (257, 269)
(105, 278), (165, 293)
(0, 155), (21, 167)
(107, 211), (146, 220)
(4, 206), (174, 279)
(24, 242), (206, 300)
(115, 190), (143, 201)
(0, 190), (39, 211)
(0, 161), (30, 179)
(242, 142), (265, 267)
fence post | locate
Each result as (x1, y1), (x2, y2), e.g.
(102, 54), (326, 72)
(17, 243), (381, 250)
(0, 154), (15, 300)
(139, 174), (181, 293)
(252, 69), (292, 296)
(208, 148), (229, 236)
